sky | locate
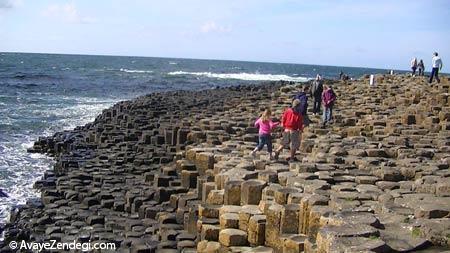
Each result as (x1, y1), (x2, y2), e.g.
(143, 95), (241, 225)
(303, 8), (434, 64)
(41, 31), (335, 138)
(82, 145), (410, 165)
(0, 0), (449, 72)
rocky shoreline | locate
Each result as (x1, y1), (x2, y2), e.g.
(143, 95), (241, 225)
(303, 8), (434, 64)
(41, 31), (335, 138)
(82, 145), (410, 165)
(2, 75), (450, 253)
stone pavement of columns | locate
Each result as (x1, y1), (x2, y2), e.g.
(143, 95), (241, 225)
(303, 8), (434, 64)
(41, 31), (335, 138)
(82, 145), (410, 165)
(2, 75), (450, 253)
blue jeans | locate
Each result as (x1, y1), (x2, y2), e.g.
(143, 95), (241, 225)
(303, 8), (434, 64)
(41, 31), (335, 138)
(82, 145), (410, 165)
(323, 105), (333, 124)
(256, 134), (272, 153)
(429, 67), (440, 83)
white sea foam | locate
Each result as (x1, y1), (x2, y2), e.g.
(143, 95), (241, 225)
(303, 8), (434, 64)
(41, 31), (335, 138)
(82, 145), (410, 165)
(169, 62), (178, 65)
(59, 99), (116, 131)
(0, 95), (118, 235)
(41, 96), (118, 132)
(167, 71), (310, 82)
(0, 139), (53, 234)
(119, 68), (153, 73)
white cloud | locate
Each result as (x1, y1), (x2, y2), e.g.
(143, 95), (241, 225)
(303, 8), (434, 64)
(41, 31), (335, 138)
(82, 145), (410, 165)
(200, 21), (231, 34)
(0, 0), (23, 9)
(0, 0), (12, 9)
(42, 3), (95, 24)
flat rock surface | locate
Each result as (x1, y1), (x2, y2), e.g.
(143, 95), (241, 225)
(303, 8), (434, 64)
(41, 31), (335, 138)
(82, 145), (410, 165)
(3, 75), (450, 252)
(380, 224), (431, 252)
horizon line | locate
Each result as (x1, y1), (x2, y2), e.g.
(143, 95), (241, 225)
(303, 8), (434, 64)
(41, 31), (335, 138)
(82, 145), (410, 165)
(0, 50), (422, 74)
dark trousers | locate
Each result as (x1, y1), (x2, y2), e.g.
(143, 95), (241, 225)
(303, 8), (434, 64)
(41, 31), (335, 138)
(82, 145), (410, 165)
(303, 113), (310, 127)
(418, 68), (424, 76)
(313, 97), (321, 114)
(429, 67), (440, 83)
(412, 67), (417, 75)
(256, 134), (272, 153)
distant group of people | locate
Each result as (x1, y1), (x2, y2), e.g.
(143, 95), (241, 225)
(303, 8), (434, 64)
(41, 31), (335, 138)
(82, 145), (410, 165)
(339, 71), (350, 81)
(249, 52), (444, 161)
(250, 74), (336, 161)
(410, 52), (443, 83)
(410, 58), (425, 76)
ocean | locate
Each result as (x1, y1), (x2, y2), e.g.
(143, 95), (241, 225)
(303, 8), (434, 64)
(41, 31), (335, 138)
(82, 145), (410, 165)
(0, 52), (391, 227)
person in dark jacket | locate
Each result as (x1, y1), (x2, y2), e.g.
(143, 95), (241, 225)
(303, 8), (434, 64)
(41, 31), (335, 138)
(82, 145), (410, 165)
(417, 59), (425, 76)
(293, 85), (310, 127)
(310, 74), (323, 115)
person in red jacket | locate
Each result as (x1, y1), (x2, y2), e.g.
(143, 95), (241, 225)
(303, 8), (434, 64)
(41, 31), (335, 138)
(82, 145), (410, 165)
(274, 99), (304, 162)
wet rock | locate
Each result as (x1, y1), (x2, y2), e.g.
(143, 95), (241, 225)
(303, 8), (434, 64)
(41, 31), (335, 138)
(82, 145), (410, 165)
(0, 189), (8, 198)
(131, 242), (159, 253)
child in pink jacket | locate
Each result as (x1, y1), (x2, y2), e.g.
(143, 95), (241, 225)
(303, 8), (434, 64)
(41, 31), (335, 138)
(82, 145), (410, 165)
(250, 109), (280, 159)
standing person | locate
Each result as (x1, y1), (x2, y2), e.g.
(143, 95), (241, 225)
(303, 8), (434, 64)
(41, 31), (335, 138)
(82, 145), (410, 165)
(429, 52), (443, 84)
(339, 71), (344, 80)
(310, 74), (323, 115)
(322, 85), (337, 127)
(250, 109), (279, 159)
(417, 59), (425, 76)
(274, 99), (304, 162)
(411, 57), (418, 76)
(293, 85), (310, 126)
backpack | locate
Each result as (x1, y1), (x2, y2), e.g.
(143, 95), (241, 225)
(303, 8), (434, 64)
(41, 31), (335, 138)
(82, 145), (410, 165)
(293, 92), (308, 115)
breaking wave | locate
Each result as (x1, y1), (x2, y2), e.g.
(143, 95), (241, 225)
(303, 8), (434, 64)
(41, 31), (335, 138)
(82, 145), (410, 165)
(119, 68), (153, 73)
(167, 71), (310, 82)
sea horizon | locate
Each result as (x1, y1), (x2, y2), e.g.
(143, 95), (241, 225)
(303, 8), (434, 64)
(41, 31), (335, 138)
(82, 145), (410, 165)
(1, 51), (420, 75)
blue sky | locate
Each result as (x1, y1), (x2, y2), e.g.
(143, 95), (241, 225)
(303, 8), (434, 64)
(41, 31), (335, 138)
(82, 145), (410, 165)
(0, 0), (449, 72)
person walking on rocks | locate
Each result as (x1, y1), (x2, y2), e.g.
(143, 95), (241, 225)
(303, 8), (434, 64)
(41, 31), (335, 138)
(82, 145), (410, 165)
(274, 99), (304, 162)
(250, 108), (279, 159)
(429, 52), (443, 84)
(293, 85), (310, 126)
(411, 57), (418, 76)
(322, 85), (336, 127)
(310, 74), (324, 115)
(417, 59), (425, 76)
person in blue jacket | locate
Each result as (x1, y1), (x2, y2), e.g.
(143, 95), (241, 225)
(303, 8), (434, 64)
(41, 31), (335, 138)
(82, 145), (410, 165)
(293, 85), (310, 127)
